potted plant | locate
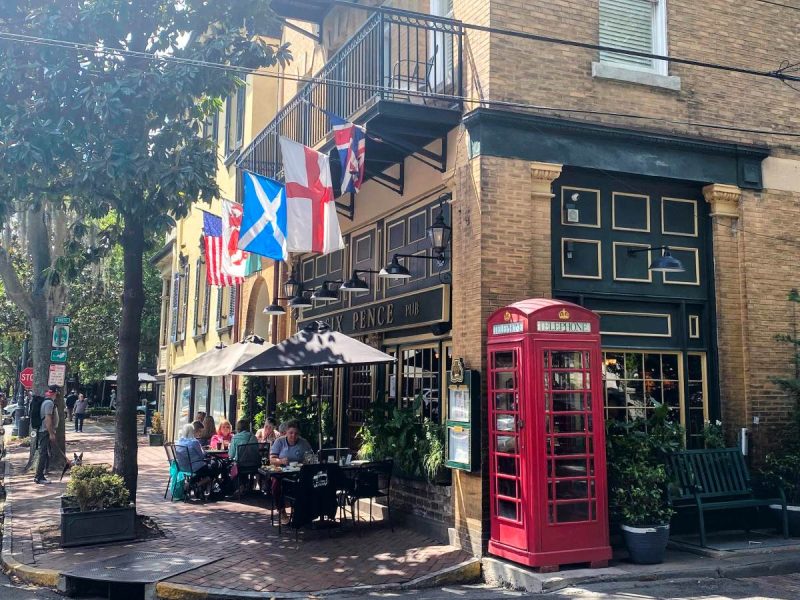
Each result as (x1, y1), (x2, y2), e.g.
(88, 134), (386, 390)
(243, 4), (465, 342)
(61, 465), (135, 547)
(761, 451), (800, 536)
(606, 404), (681, 564)
(422, 419), (450, 485)
(149, 411), (164, 446)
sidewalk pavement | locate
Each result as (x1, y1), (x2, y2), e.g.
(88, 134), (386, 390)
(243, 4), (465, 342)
(1, 421), (478, 598)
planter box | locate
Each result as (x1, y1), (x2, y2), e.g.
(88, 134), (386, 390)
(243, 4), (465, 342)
(60, 498), (136, 547)
(769, 504), (800, 537)
(149, 433), (164, 447)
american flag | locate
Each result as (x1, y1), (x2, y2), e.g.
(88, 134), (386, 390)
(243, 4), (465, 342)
(330, 114), (366, 195)
(203, 211), (244, 287)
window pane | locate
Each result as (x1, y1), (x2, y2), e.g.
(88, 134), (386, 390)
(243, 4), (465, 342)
(495, 371), (516, 390)
(625, 353), (643, 379)
(497, 477), (518, 498)
(662, 354), (679, 379)
(551, 351), (583, 369)
(554, 459), (587, 478)
(550, 414), (585, 434)
(556, 479), (588, 500)
(497, 500), (518, 520)
(496, 435), (517, 454)
(497, 456), (518, 476)
(552, 392), (584, 412)
(552, 436), (587, 456)
(644, 353), (661, 380)
(493, 351), (515, 369)
(496, 414), (516, 431)
(557, 502), (590, 523)
(495, 392), (518, 411)
(688, 354), (703, 381)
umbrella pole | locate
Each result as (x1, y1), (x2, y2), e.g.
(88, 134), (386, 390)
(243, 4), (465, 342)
(317, 366), (323, 452)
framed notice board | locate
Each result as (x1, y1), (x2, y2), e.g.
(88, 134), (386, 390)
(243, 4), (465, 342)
(445, 364), (481, 472)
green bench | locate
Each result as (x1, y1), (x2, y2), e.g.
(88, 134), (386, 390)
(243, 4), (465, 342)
(666, 448), (789, 547)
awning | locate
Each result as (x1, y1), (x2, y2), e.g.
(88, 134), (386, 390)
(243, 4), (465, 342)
(104, 372), (157, 383)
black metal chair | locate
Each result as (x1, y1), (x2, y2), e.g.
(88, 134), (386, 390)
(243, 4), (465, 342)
(340, 459), (394, 532)
(282, 464), (342, 540)
(232, 442), (262, 499)
(171, 442), (208, 502)
(392, 45), (438, 104)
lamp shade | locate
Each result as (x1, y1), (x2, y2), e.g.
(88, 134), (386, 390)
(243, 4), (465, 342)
(649, 250), (685, 273)
(339, 272), (370, 293)
(428, 211), (451, 254)
(311, 282), (339, 302)
(288, 291), (313, 308)
(379, 255), (412, 280)
(263, 300), (286, 316)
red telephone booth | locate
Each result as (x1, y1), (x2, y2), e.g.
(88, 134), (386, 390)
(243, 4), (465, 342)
(487, 299), (611, 569)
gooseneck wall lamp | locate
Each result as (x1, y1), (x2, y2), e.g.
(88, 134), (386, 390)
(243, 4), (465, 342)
(266, 192), (452, 317)
(627, 246), (685, 273)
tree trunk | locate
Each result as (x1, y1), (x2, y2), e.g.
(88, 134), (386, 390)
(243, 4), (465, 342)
(114, 215), (145, 500)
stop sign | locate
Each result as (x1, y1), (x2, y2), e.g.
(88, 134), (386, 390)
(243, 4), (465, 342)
(19, 367), (33, 390)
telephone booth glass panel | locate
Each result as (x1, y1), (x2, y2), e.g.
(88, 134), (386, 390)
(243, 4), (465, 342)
(490, 348), (522, 526)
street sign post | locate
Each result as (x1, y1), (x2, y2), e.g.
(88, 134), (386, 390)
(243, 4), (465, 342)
(52, 325), (70, 348)
(53, 316), (71, 325)
(48, 364), (66, 387)
(50, 349), (68, 363)
(19, 367), (33, 390)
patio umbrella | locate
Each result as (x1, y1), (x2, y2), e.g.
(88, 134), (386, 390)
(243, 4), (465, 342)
(237, 322), (396, 449)
(104, 372), (157, 382)
(169, 335), (301, 378)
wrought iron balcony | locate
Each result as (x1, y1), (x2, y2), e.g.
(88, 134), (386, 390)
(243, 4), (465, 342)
(237, 9), (464, 190)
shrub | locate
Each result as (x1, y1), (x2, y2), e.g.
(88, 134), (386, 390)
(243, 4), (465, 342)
(702, 420), (725, 449)
(65, 465), (131, 512)
(151, 412), (163, 434)
(87, 407), (114, 417)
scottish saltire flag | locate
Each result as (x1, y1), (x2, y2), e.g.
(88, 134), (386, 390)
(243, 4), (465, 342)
(221, 200), (249, 280)
(279, 136), (344, 255)
(330, 114), (366, 195)
(203, 212), (244, 287)
(239, 172), (288, 261)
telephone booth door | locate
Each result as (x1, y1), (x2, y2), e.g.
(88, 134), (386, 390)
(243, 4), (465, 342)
(488, 344), (527, 551)
(536, 341), (607, 555)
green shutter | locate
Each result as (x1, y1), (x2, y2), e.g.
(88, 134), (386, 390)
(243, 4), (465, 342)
(599, 0), (655, 70)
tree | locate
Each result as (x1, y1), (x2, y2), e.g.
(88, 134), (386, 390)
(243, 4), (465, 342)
(0, 1), (288, 498)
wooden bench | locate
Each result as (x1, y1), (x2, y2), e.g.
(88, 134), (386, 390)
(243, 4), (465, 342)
(666, 448), (789, 547)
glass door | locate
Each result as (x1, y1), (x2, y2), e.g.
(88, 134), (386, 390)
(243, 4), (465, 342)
(539, 344), (604, 550)
(489, 346), (526, 548)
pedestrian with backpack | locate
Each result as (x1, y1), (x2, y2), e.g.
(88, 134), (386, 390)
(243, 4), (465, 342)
(32, 387), (59, 485)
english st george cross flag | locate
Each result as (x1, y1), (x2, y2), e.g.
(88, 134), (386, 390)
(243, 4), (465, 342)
(221, 200), (249, 280)
(330, 114), (366, 195)
(203, 212), (244, 287)
(279, 136), (344, 255)
(238, 172), (288, 262)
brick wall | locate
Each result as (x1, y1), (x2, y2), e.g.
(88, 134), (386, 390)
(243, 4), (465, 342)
(392, 477), (454, 542)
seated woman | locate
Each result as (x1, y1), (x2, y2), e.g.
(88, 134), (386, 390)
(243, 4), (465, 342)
(228, 418), (258, 462)
(269, 420), (314, 524)
(256, 419), (277, 446)
(175, 423), (221, 493)
(209, 419), (233, 452)
(199, 414), (216, 446)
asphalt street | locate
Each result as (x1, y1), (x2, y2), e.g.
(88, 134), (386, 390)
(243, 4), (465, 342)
(2, 575), (800, 599)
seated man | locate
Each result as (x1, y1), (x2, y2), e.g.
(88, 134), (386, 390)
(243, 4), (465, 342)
(269, 420), (314, 524)
(228, 418), (258, 462)
(175, 423), (220, 492)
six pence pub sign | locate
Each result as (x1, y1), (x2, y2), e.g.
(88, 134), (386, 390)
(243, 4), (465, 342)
(492, 307), (592, 335)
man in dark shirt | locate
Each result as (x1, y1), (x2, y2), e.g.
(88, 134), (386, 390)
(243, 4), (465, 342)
(65, 390), (78, 421)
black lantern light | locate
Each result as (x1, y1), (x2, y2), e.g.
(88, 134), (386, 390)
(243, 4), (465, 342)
(283, 266), (302, 298)
(428, 198), (452, 261)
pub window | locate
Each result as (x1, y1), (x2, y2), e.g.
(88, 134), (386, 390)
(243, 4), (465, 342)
(399, 345), (442, 423)
(387, 221), (405, 252)
(612, 242), (651, 282)
(662, 246), (700, 286)
(329, 248), (344, 274)
(661, 198), (698, 237)
(561, 187), (601, 228)
(408, 210), (427, 243)
(602, 351), (682, 423)
(612, 193), (650, 232)
(315, 255), (328, 279)
(686, 353), (708, 448)
(562, 238), (602, 279)
(302, 258), (314, 282)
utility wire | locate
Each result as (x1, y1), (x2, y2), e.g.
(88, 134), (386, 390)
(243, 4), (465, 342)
(753, 0), (800, 11)
(1, 30), (799, 141)
(332, 0), (800, 83)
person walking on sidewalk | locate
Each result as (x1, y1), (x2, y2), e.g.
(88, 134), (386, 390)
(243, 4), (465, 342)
(34, 388), (59, 485)
(65, 389), (78, 421)
(74, 393), (88, 432)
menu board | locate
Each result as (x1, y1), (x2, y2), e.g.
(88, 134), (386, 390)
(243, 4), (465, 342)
(448, 386), (470, 422)
(448, 426), (470, 465)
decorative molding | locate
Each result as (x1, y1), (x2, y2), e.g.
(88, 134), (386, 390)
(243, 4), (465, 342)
(530, 162), (563, 200)
(702, 183), (742, 219)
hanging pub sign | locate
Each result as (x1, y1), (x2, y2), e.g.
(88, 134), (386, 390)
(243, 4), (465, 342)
(445, 359), (480, 472)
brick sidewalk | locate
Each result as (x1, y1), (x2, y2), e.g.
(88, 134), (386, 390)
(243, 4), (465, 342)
(2, 421), (473, 594)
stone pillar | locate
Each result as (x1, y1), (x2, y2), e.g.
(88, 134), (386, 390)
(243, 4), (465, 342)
(529, 162), (564, 298)
(702, 183), (747, 442)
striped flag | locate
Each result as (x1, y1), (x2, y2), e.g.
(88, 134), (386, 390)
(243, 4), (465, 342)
(330, 114), (366, 195)
(203, 211), (244, 287)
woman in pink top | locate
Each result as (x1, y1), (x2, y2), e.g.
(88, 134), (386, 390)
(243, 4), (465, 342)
(209, 420), (233, 453)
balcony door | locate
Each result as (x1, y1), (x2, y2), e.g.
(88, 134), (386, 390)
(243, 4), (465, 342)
(429, 0), (455, 93)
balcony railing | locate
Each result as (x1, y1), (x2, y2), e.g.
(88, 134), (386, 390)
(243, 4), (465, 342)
(238, 9), (463, 179)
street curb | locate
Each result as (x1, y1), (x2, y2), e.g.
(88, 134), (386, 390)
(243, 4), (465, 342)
(153, 558), (481, 600)
(482, 553), (800, 593)
(0, 457), (61, 589)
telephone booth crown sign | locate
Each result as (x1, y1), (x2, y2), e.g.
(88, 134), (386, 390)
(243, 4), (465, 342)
(487, 299), (611, 569)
